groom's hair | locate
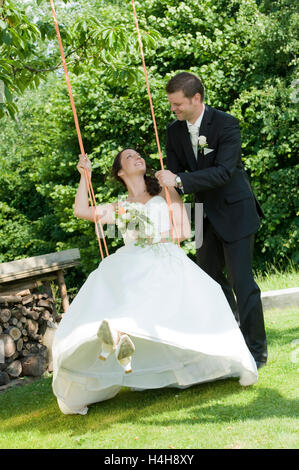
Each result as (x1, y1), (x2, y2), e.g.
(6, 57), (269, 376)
(166, 72), (205, 101)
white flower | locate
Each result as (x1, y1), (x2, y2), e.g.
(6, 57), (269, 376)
(115, 202), (158, 248)
(198, 135), (207, 148)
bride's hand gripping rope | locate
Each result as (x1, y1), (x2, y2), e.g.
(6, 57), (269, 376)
(77, 154), (92, 177)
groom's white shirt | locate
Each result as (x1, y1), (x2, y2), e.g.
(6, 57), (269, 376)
(178, 105), (205, 196)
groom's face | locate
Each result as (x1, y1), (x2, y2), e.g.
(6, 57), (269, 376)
(167, 90), (202, 122)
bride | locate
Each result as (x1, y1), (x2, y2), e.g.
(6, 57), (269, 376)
(52, 148), (258, 415)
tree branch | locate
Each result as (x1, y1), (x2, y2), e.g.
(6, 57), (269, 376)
(13, 36), (94, 75)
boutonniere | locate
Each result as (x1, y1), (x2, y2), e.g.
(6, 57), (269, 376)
(198, 135), (208, 150)
(198, 135), (214, 156)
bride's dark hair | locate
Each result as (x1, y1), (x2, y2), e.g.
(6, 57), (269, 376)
(112, 148), (162, 196)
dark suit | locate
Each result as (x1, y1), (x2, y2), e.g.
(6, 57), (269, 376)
(166, 104), (267, 364)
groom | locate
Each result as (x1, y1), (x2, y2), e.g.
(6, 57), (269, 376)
(155, 72), (267, 368)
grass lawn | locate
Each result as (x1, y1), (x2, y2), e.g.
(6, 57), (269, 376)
(255, 263), (299, 292)
(0, 306), (298, 449)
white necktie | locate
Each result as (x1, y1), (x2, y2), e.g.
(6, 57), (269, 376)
(188, 125), (199, 158)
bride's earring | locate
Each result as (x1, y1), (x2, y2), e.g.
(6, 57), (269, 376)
(97, 319), (119, 360)
(115, 334), (135, 374)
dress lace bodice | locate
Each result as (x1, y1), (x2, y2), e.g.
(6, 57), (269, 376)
(121, 195), (171, 245)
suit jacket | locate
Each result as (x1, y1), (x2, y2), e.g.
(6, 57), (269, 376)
(166, 105), (264, 243)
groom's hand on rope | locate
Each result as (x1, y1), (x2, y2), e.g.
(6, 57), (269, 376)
(77, 154), (92, 177)
(155, 170), (176, 188)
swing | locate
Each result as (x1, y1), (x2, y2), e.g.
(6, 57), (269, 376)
(49, 0), (180, 261)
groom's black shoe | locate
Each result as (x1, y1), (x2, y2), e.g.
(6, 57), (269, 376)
(256, 360), (267, 370)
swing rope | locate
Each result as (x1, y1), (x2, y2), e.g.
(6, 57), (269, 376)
(49, 0), (180, 256)
(49, 0), (109, 260)
(131, 0), (180, 247)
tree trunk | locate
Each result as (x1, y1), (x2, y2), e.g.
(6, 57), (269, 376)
(16, 289), (31, 297)
(16, 338), (23, 352)
(21, 294), (34, 306)
(41, 310), (52, 321)
(57, 270), (69, 313)
(21, 354), (48, 377)
(7, 326), (22, 341)
(0, 333), (16, 358)
(26, 319), (38, 337)
(26, 309), (40, 321)
(0, 296), (22, 304)
(0, 280), (61, 381)
(0, 371), (10, 386)
(6, 360), (22, 378)
(0, 308), (11, 323)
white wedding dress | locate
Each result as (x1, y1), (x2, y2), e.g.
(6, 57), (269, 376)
(52, 195), (258, 415)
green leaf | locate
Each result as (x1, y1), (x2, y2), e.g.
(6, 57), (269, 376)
(1, 29), (12, 45)
(4, 85), (12, 103)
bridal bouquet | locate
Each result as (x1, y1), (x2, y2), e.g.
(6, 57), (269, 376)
(115, 201), (161, 248)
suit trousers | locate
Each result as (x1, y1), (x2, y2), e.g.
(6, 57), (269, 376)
(196, 216), (267, 364)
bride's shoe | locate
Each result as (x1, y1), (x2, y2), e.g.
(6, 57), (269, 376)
(97, 319), (118, 360)
(115, 334), (135, 374)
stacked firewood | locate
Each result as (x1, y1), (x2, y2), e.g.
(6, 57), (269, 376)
(0, 288), (59, 386)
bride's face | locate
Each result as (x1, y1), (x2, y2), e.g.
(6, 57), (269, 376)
(118, 149), (146, 179)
